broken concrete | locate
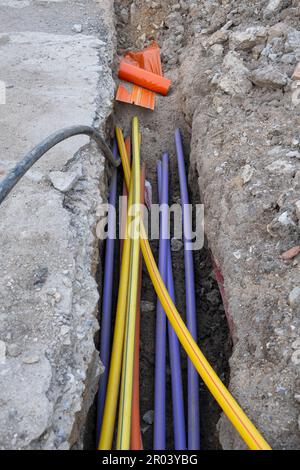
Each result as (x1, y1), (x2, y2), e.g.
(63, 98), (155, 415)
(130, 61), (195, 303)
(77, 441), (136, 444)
(0, 0), (115, 450)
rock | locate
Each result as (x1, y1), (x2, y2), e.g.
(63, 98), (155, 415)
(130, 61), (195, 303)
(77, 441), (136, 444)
(280, 53), (297, 64)
(60, 325), (70, 336)
(268, 22), (291, 40)
(291, 350), (300, 365)
(229, 27), (267, 51)
(267, 211), (296, 237)
(295, 200), (300, 220)
(211, 44), (224, 57)
(208, 30), (229, 46)
(266, 160), (295, 175)
(171, 238), (183, 252)
(136, 33), (146, 49)
(143, 410), (154, 425)
(240, 164), (254, 184)
(294, 393), (300, 403)
(281, 246), (300, 260)
(292, 339), (300, 349)
(140, 301), (155, 313)
(22, 354), (40, 364)
(0, 340), (6, 364)
(264, 0), (291, 18)
(7, 343), (21, 357)
(286, 150), (300, 158)
(217, 51), (252, 97)
(251, 65), (288, 88)
(72, 24), (83, 33)
(49, 167), (82, 193)
(278, 211), (296, 226)
(292, 62), (300, 80)
(119, 7), (129, 24)
(285, 30), (300, 53)
(288, 287), (300, 309)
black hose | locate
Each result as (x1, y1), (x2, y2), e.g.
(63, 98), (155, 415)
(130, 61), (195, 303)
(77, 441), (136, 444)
(0, 125), (121, 205)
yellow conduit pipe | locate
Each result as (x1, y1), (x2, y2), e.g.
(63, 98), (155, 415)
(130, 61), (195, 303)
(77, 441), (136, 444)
(116, 124), (271, 451)
(98, 167), (133, 450)
(116, 117), (141, 449)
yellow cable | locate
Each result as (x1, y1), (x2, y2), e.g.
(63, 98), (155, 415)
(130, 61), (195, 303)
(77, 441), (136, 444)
(116, 117), (141, 449)
(98, 171), (133, 450)
(115, 126), (271, 451)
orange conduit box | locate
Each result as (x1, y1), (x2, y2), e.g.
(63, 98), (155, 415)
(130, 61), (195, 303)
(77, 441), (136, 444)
(118, 62), (171, 96)
(116, 83), (155, 111)
(116, 42), (170, 109)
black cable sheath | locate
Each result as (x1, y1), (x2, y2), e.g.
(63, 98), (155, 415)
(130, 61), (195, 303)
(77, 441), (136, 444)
(0, 125), (121, 205)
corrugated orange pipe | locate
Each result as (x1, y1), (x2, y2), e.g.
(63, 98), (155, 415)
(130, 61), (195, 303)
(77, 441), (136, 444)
(130, 164), (145, 450)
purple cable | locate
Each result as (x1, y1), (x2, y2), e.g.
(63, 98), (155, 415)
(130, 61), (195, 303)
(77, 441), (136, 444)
(157, 162), (187, 450)
(154, 154), (168, 450)
(96, 141), (118, 443)
(175, 129), (200, 450)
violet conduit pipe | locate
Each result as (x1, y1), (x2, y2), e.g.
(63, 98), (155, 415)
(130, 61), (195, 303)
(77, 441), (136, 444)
(175, 129), (200, 450)
(154, 154), (168, 450)
(96, 141), (118, 443)
(157, 162), (187, 450)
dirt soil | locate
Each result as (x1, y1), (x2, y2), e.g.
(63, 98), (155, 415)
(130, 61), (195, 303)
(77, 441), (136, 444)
(113, 0), (231, 450)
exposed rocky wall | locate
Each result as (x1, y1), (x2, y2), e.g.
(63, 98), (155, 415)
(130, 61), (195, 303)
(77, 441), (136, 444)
(177, 0), (300, 449)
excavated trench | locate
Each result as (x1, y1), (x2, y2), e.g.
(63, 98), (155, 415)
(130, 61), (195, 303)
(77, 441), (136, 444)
(84, 0), (232, 450)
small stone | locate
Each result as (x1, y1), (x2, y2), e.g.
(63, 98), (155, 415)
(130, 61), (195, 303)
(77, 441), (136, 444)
(136, 33), (146, 49)
(229, 27), (267, 51)
(208, 30), (228, 46)
(60, 326), (70, 336)
(217, 51), (252, 97)
(281, 246), (300, 260)
(295, 200), (300, 219)
(140, 301), (155, 313)
(266, 160), (295, 175)
(251, 65), (288, 89)
(294, 393), (300, 403)
(22, 354), (40, 364)
(49, 167), (82, 193)
(143, 410), (154, 425)
(291, 350), (300, 365)
(63, 277), (72, 288)
(286, 150), (300, 158)
(292, 339), (300, 349)
(281, 53), (297, 65)
(211, 44), (224, 57)
(268, 22), (291, 40)
(72, 24), (83, 33)
(289, 287), (300, 309)
(171, 238), (183, 252)
(119, 7), (129, 24)
(233, 250), (242, 260)
(285, 30), (300, 53)
(240, 164), (254, 184)
(292, 62), (300, 80)
(0, 340), (6, 365)
(264, 0), (289, 18)
(7, 343), (21, 357)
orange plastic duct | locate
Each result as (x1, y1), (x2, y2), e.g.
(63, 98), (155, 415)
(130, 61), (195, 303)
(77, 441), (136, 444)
(118, 62), (171, 96)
